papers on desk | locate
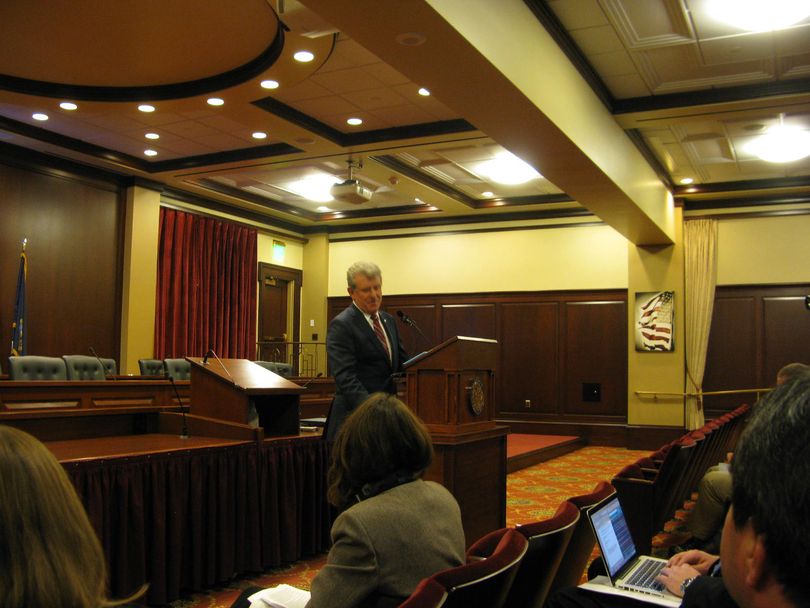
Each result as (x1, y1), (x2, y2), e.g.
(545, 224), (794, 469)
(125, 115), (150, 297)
(249, 584), (311, 608)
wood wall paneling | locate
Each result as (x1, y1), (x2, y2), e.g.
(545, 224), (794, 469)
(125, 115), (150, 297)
(762, 295), (810, 382)
(0, 160), (123, 365)
(440, 303), (496, 342)
(393, 303), (438, 357)
(703, 285), (810, 416)
(563, 300), (627, 417)
(498, 302), (559, 414)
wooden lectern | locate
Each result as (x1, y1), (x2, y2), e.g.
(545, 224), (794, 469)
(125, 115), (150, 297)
(187, 358), (304, 436)
(399, 336), (508, 545)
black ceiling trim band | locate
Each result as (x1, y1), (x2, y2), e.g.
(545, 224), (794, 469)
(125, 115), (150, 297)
(675, 175), (810, 196)
(0, 28), (285, 102)
(614, 79), (810, 114)
(252, 96), (477, 146)
(148, 142), (302, 172)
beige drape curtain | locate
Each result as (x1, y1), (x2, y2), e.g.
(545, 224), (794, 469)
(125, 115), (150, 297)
(684, 219), (718, 429)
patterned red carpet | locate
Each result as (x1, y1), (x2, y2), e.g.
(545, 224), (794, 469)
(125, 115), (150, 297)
(165, 445), (665, 607)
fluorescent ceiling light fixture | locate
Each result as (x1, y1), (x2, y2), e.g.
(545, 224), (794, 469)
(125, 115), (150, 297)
(252, 131), (267, 139)
(145, 132), (160, 140)
(144, 149), (158, 157)
(286, 173), (340, 202)
(60, 102), (78, 111)
(138, 104), (155, 113)
(207, 97), (224, 106)
(346, 117), (363, 126)
(32, 113), (48, 121)
(260, 79), (279, 89)
(294, 50), (314, 62)
(708, 0), (810, 31)
(746, 123), (810, 163)
(475, 151), (542, 185)
(418, 87), (430, 96)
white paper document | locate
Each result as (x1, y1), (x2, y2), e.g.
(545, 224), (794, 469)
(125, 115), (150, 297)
(248, 584), (311, 608)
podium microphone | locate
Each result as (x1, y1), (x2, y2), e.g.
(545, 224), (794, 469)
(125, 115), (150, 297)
(208, 348), (233, 380)
(396, 311), (431, 348)
(202, 348), (211, 365)
(165, 369), (190, 439)
(89, 346), (116, 381)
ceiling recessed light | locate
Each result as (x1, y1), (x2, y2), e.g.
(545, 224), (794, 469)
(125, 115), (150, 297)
(708, 0), (810, 31)
(260, 79), (280, 89)
(252, 131), (267, 139)
(207, 97), (224, 106)
(138, 104), (155, 113)
(418, 87), (431, 96)
(59, 102), (78, 111)
(482, 191), (494, 197)
(32, 113), (48, 121)
(395, 32), (427, 46)
(144, 149), (158, 157)
(347, 117), (363, 126)
(316, 206), (332, 212)
(679, 178), (694, 185)
(145, 132), (160, 140)
(294, 50), (315, 62)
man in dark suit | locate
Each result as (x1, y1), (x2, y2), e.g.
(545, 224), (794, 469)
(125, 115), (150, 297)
(325, 261), (407, 441)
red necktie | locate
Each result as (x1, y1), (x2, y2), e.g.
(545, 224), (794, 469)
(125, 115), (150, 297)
(371, 314), (391, 360)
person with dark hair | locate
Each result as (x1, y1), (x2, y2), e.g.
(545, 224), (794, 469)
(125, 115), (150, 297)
(306, 393), (465, 607)
(548, 370), (810, 608)
(0, 425), (144, 608)
(325, 261), (408, 441)
(674, 362), (810, 554)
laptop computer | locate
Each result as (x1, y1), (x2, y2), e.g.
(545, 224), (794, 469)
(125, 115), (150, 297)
(582, 493), (681, 605)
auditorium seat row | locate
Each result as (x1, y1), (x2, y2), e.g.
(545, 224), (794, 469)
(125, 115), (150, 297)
(611, 403), (751, 554)
(399, 481), (615, 608)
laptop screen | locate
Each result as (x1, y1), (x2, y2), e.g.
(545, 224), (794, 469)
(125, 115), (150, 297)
(587, 495), (639, 580)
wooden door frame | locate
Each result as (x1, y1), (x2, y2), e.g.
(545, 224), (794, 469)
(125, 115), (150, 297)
(258, 263), (302, 358)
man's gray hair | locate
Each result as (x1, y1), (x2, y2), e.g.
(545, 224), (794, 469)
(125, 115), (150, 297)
(346, 261), (382, 289)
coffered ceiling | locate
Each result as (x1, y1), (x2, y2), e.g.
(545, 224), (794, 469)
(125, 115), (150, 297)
(0, 0), (808, 235)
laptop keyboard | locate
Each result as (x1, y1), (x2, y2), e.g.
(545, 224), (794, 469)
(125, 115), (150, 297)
(623, 559), (666, 592)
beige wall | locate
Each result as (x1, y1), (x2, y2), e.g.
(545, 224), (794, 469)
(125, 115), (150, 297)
(258, 233), (304, 269)
(327, 223), (628, 296)
(717, 213), (810, 285)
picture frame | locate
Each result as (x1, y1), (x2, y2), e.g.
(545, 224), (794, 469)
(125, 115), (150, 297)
(634, 290), (674, 352)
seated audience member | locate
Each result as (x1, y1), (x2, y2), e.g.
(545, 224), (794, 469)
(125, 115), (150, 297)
(676, 362), (810, 554)
(547, 370), (810, 608)
(307, 393), (465, 607)
(0, 425), (144, 608)
(233, 393), (465, 608)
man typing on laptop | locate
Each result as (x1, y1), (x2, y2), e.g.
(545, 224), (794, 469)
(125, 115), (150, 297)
(548, 369), (810, 608)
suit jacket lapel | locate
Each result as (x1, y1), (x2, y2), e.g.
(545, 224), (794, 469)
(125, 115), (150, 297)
(350, 306), (392, 365)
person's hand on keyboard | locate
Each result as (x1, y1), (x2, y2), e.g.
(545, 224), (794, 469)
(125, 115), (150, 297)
(657, 563), (702, 597)
(667, 549), (719, 575)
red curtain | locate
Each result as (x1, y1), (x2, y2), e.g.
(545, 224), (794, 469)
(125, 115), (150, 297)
(155, 208), (257, 359)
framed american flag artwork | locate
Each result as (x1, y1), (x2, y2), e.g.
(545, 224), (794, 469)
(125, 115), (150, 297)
(634, 290), (674, 352)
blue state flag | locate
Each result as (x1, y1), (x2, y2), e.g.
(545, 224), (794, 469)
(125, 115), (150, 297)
(10, 247), (27, 356)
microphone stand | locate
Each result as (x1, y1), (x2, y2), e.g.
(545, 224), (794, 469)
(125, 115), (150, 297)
(208, 349), (233, 381)
(89, 346), (116, 381)
(165, 370), (190, 439)
(397, 311), (431, 349)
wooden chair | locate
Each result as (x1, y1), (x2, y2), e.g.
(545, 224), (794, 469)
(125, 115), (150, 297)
(430, 528), (527, 608)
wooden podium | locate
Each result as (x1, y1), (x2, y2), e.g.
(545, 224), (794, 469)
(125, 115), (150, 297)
(399, 336), (508, 545)
(187, 357), (304, 436)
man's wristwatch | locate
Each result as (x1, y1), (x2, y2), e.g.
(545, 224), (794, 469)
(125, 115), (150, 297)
(680, 576), (697, 595)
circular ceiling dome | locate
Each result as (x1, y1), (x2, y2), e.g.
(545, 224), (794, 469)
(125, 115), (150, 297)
(0, 0), (282, 100)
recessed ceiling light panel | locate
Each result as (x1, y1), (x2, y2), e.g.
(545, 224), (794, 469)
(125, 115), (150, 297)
(708, 0), (810, 31)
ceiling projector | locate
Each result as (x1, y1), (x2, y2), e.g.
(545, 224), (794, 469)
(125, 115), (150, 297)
(331, 179), (373, 204)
